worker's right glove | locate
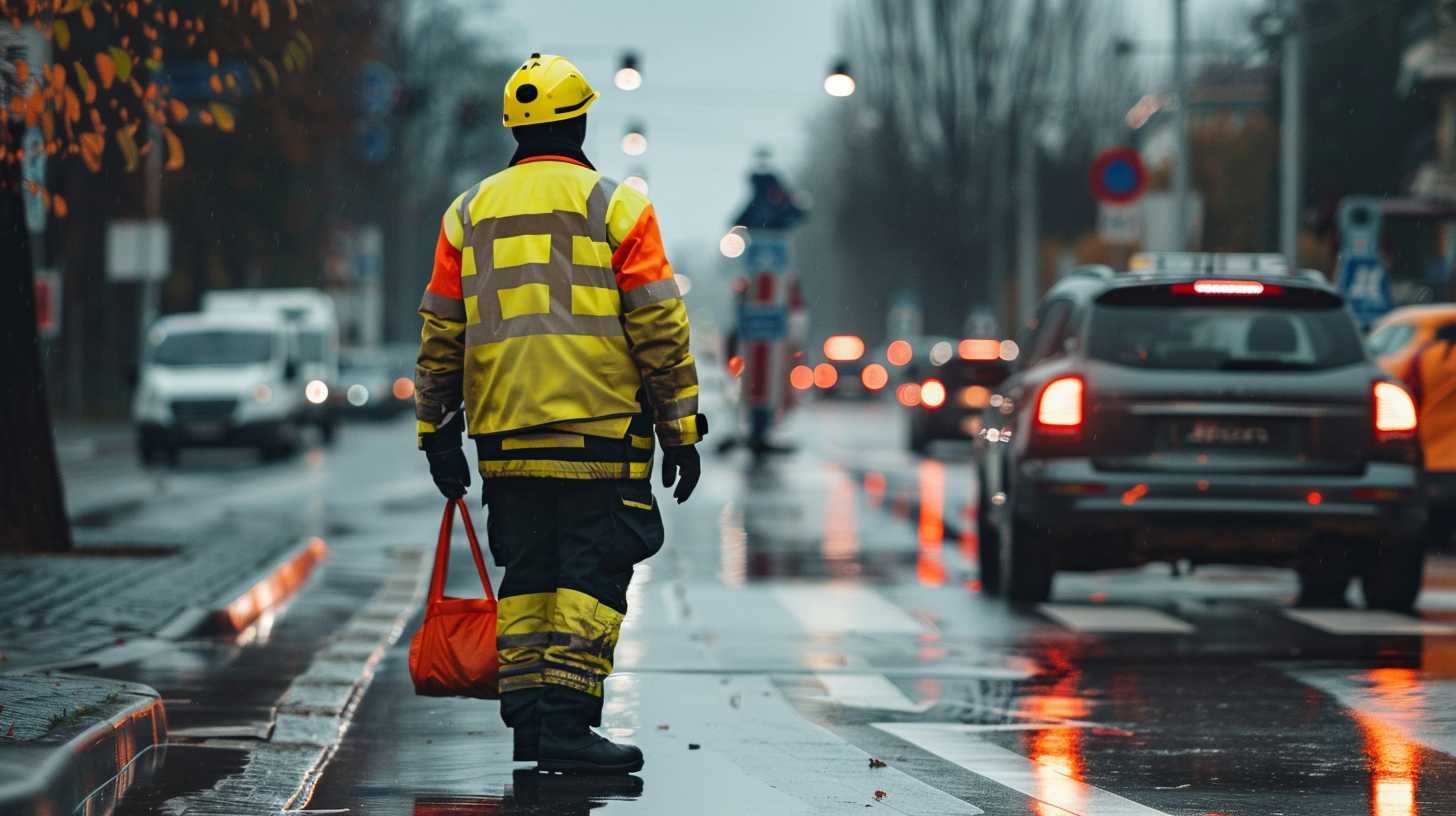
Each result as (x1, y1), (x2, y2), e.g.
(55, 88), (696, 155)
(661, 444), (701, 504)
(421, 413), (470, 499)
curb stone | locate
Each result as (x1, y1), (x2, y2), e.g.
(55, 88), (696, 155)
(0, 674), (167, 816)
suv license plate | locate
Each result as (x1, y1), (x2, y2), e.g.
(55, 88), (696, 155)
(1183, 420), (1273, 448)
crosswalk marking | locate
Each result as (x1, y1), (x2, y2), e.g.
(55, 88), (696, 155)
(1284, 609), (1456, 636)
(1038, 604), (1195, 634)
(873, 723), (1174, 816)
(773, 584), (925, 634)
(815, 672), (935, 713)
(608, 673), (982, 815)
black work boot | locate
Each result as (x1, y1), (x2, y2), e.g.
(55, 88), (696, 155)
(537, 715), (644, 774)
(512, 722), (540, 762)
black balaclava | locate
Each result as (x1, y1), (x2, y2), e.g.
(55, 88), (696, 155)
(509, 113), (593, 169)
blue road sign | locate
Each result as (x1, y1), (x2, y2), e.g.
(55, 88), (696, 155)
(744, 236), (788, 274)
(737, 305), (788, 341)
(1337, 254), (1393, 326)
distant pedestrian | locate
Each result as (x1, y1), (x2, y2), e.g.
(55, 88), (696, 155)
(412, 53), (704, 775)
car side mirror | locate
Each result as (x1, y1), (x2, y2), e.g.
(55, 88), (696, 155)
(284, 360), (300, 381)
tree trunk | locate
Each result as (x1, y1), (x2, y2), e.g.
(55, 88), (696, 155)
(0, 134), (71, 553)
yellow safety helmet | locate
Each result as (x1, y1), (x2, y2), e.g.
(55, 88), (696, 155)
(502, 53), (597, 128)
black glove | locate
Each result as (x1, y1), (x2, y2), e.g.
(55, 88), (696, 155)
(421, 413), (469, 499)
(426, 447), (471, 499)
(661, 444), (701, 504)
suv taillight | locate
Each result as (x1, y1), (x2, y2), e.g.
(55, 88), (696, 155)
(1373, 381), (1419, 463)
(1374, 381), (1417, 438)
(1036, 376), (1083, 432)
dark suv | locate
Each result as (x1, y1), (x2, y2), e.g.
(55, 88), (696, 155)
(975, 259), (1426, 608)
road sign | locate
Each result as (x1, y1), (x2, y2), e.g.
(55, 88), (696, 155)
(35, 269), (60, 339)
(106, 221), (171, 282)
(737, 305), (788, 341)
(1337, 254), (1393, 326)
(1097, 201), (1142, 244)
(21, 127), (46, 234)
(1089, 147), (1147, 205)
(357, 61), (399, 118)
(733, 172), (806, 231)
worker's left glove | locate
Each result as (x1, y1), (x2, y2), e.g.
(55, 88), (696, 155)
(661, 444), (701, 504)
(421, 413), (470, 500)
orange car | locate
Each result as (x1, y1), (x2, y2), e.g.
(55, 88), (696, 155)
(1369, 304), (1456, 545)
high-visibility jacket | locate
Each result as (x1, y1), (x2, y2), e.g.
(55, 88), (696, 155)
(1408, 339), (1456, 472)
(414, 155), (702, 480)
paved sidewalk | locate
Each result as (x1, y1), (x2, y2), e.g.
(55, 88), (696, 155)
(0, 512), (311, 671)
(0, 673), (166, 815)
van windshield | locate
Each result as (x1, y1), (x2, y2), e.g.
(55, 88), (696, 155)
(298, 331), (328, 363)
(152, 330), (275, 367)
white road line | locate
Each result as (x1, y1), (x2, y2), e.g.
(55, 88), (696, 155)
(1038, 604), (1195, 634)
(773, 584), (925, 634)
(1418, 589), (1456, 611)
(1284, 609), (1456, 636)
(815, 672), (935, 713)
(873, 723), (1174, 816)
(612, 674), (982, 815)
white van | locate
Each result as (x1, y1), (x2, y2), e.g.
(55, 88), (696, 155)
(132, 311), (306, 464)
(202, 288), (341, 443)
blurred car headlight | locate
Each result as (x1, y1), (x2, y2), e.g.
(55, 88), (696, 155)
(346, 384), (369, 407)
(392, 377), (414, 400)
(305, 379), (329, 405)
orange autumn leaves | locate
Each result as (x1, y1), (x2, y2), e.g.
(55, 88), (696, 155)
(2, 0), (305, 214)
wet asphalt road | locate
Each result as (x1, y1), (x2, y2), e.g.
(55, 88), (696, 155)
(76, 385), (1456, 815)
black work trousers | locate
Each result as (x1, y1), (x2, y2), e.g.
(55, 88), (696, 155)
(486, 478), (664, 729)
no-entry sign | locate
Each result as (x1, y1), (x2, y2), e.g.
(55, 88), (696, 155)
(1089, 147), (1147, 205)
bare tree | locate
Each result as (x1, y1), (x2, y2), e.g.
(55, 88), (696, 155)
(795, 0), (1137, 337)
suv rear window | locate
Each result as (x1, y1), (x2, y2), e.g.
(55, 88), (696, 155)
(1087, 299), (1366, 372)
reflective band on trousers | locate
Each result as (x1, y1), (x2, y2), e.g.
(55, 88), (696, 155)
(458, 178), (623, 344)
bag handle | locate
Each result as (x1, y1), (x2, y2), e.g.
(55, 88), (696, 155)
(428, 498), (497, 604)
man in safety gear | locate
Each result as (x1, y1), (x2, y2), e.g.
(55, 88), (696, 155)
(414, 53), (705, 775)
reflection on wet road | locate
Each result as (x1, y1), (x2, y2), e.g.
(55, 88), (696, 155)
(92, 399), (1456, 815)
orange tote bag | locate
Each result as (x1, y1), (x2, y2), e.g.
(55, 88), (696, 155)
(408, 498), (500, 699)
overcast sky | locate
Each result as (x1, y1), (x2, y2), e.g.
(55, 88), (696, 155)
(485, 0), (1245, 263)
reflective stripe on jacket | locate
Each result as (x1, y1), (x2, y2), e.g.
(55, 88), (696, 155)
(415, 155), (701, 477)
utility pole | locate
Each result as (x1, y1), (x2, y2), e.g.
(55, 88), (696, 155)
(1015, 105), (1039, 331)
(1172, 0), (1190, 251)
(140, 122), (162, 344)
(1279, 0), (1303, 271)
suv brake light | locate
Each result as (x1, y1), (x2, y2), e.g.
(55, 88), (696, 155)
(1171, 279), (1282, 296)
(1036, 376), (1083, 430)
(1374, 381), (1417, 436)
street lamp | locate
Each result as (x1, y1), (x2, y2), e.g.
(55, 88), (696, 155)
(615, 51), (642, 91)
(622, 171), (649, 196)
(823, 60), (855, 97)
(621, 122), (647, 156)
(720, 226), (748, 258)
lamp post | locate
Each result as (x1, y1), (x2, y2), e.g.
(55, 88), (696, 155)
(620, 122), (647, 157)
(615, 51), (642, 91)
(824, 60), (855, 97)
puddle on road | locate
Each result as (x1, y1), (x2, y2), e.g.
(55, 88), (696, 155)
(111, 745), (250, 816)
(411, 771), (644, 815)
